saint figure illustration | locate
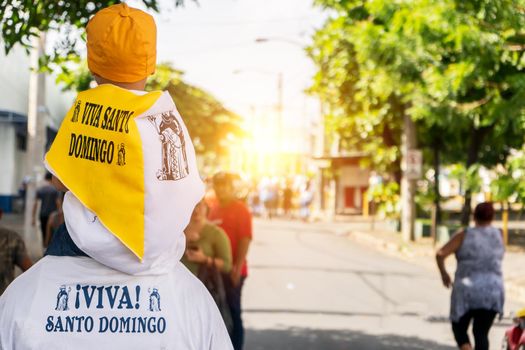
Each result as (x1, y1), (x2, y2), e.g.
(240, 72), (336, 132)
(149, 288), (161, 312)
(55, 285), (71, 311)
(71, 100), (81, 123)
(117, 143), (126, 166)
(147, 112), (189, 181)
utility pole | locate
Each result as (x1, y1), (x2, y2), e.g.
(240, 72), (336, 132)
(401, 113), (417, 242)
(317, 98), (325, 212)
(23, 33), (47, 258)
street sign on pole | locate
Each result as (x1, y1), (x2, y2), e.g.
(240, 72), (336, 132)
(405, 149), (423, 180)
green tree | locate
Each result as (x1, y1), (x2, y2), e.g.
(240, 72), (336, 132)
(148, 64), (244, 156)
(0, 0), (194, 70)
(309, 0), (525, 226)
(0, 1), (242, 156)
(59, 62), (244, 156)
(491, 151), (525, 206)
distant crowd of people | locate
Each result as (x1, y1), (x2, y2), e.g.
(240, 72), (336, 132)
(246, 175), (315, 221)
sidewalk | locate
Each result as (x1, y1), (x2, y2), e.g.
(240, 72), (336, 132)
(346, 226), (525, 305)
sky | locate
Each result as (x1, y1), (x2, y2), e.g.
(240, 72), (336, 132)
(129, 0), (328, 153)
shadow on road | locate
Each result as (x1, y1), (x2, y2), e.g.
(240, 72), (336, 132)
(245, 327), (455, 350)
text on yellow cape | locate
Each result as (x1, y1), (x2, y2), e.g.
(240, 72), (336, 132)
(46, 84), (163, 260)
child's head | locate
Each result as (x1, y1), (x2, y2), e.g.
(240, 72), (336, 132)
(86, 3), (156, 89)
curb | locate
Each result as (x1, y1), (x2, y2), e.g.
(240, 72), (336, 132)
(347, 231), (429, 259)
(347, 231), (399, 254)
(348, 230), (525, 305)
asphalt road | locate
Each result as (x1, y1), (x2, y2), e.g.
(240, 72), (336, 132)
(243, 218), (517, 350)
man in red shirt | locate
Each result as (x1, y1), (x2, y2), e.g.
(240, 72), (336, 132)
(208, 172), (252, 350)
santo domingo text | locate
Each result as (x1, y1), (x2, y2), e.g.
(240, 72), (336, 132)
(69, 133), (115, 164)
(45, 315), (166, 334)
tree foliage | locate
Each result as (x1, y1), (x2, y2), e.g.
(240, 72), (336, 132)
(490, 151), (525, 205)
(147, 64), (244, 156)
(0, 0), (194, 69)
(0, 0), (242, 158)
(309, 0), (525, 219)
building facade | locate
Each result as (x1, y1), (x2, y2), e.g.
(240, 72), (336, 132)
(0, 43), (73, 212)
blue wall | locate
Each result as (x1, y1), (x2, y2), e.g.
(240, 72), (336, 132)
(0, 195), (12, 213)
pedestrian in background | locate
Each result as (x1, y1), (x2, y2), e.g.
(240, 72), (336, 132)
(436, 202), (504, 350)
(0, 208), (32, 295)
(32, 172), (61, 245)
(299, 181), (314, 221)
(282, 181), (294, 218)
(43, 194), (65, 248)
(183, 200), (232, 275)
(16, 176), (30, 212)
(209, 172), (253, 350)
(268, 182), (279, 218)
(182, 199), (233, 331)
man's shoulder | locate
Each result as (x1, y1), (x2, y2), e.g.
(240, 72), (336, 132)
(170, 263), (219, 305)
(168, 263), (231, 346)
(0, 226), (23, 243)
(0, 257), (46, 303)
(170, 263), (208, 294)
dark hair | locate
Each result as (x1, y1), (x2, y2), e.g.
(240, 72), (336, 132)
(473, 202), (494, 223)
(45, 172), (53, 181)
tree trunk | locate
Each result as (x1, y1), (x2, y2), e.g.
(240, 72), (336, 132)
(385, 95), (403, 184)
(460, 125), (493, 226)
(382, 122), (402, 184)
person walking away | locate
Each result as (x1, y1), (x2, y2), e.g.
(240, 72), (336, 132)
(17, 176), (30, 212)
(299, 181), (314, 221)
(32, 172), (61, 245)
(0, 4), (232, 349)
(268, 182), (279, 218)
(0, 209), (32, 295)
(283, 181), (293, 218)
(182, 199), (233, 330)
(436, 202), (504, 350)
(209, 172), (252, 350)
(43, 199), (65, 248)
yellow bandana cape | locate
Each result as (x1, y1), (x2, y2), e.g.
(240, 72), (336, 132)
(46, 85), (163, 260)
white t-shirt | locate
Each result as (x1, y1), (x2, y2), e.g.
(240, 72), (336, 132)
(0, 256), (232, 350)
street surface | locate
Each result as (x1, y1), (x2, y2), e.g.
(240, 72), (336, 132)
(243, 218), (518, 350)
